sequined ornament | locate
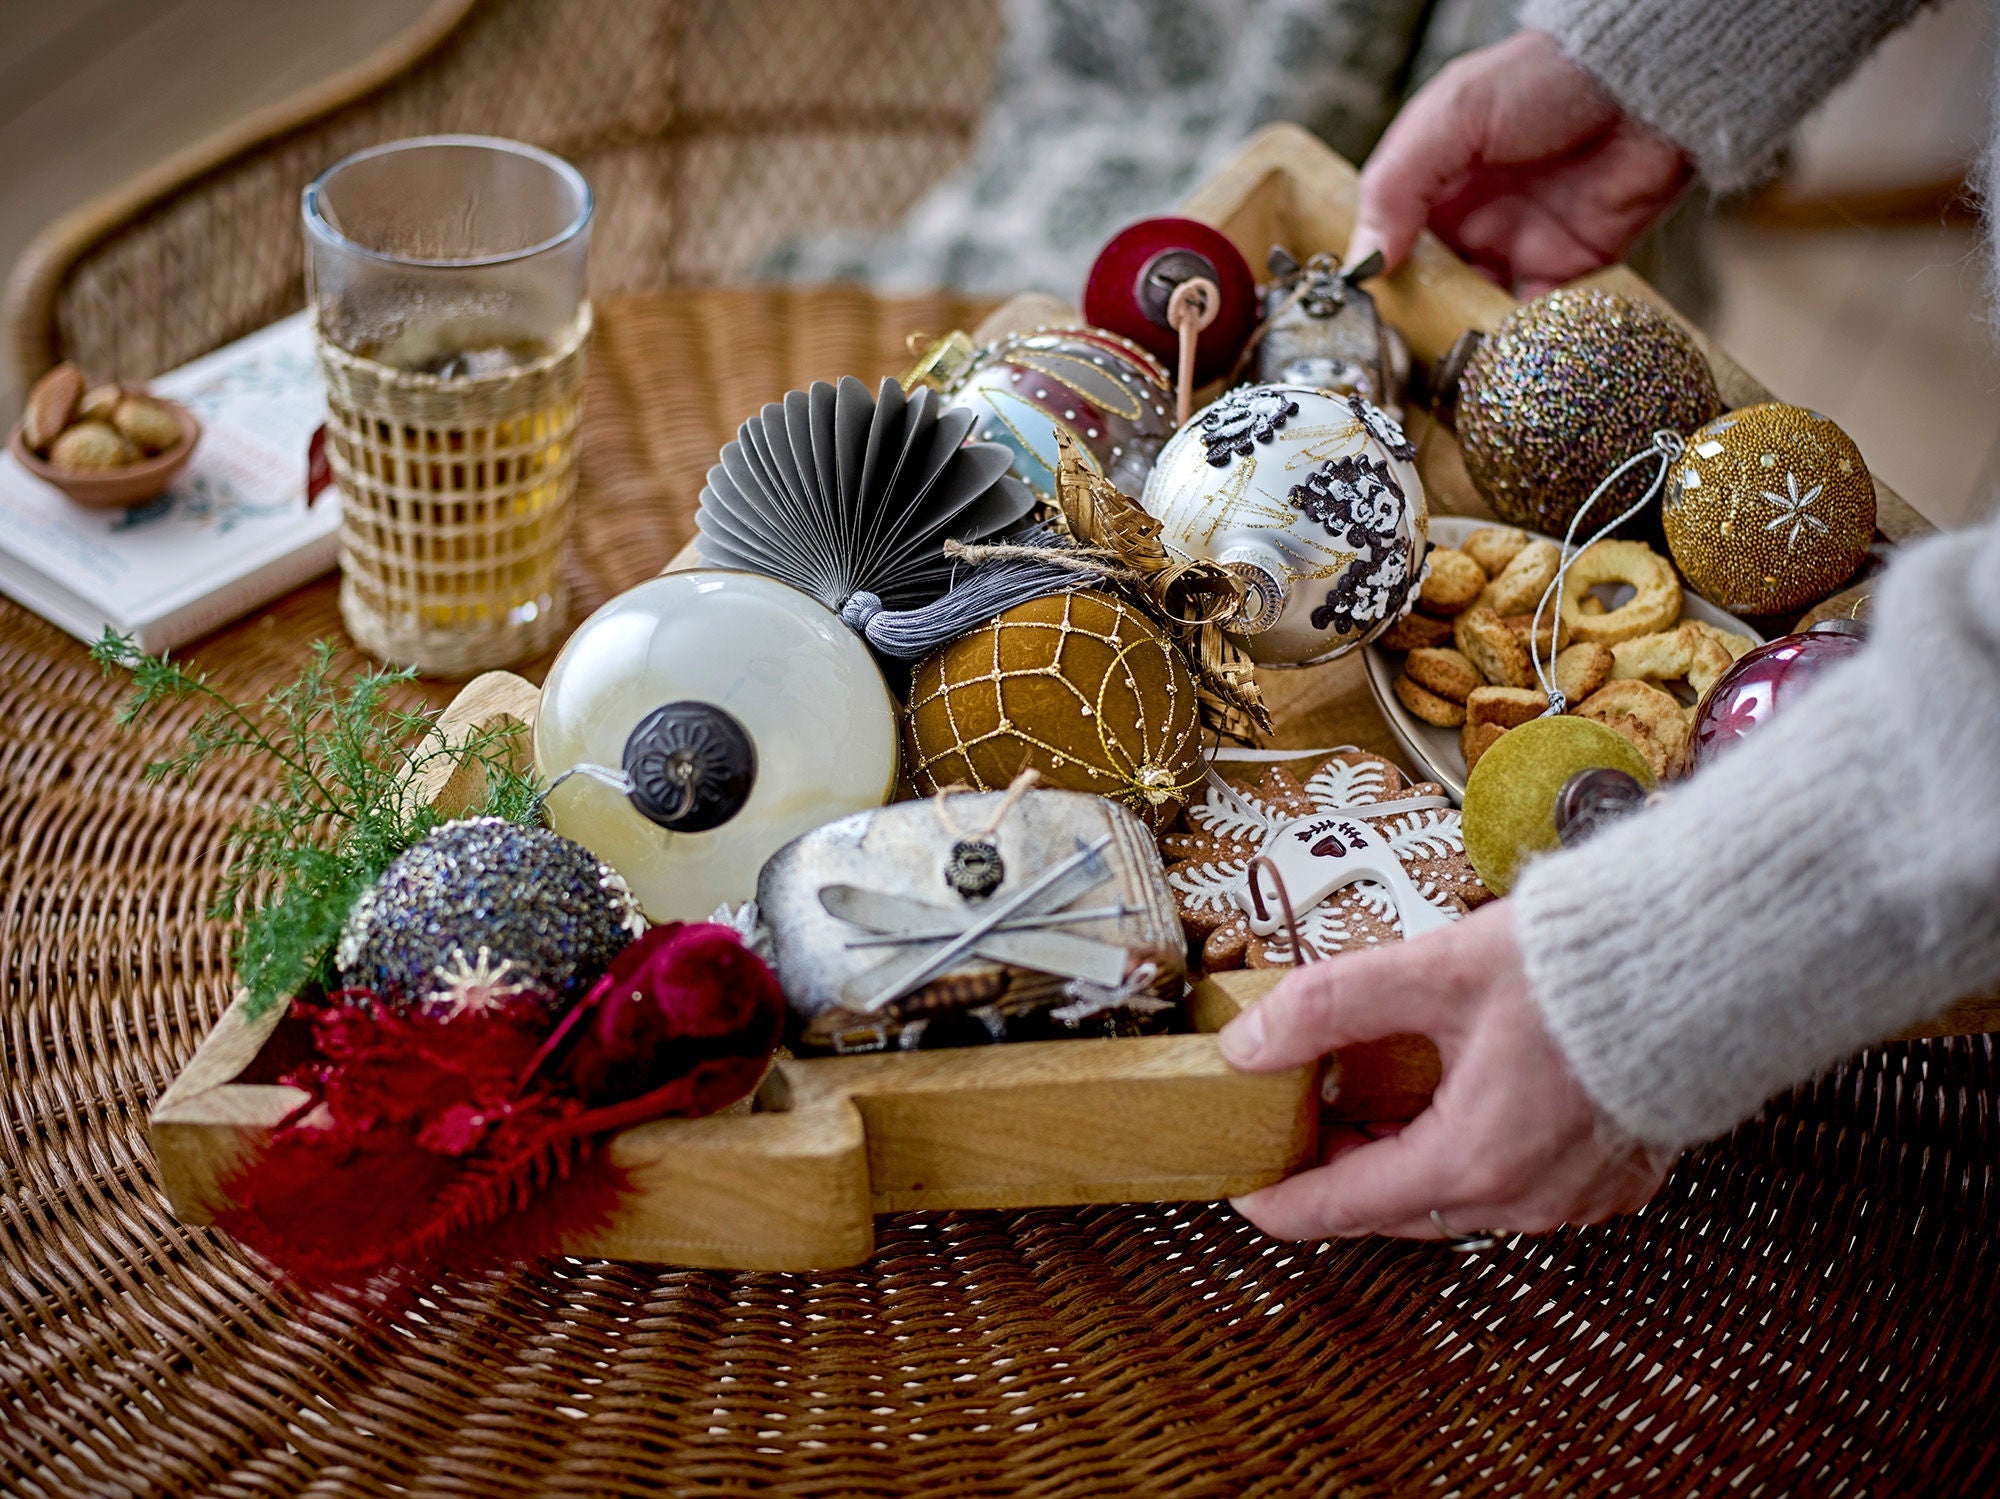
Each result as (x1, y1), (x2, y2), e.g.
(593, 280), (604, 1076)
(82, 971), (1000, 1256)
(912, 326), (1175, 501)
(1460, 716), (1655, 894)
(1691, 620), (1865, 771)
(336, 818), (647, 1016)
(1447, 289), (1722, 535)
(903, 590), (1204, 831)
(1139, 383), (1426, 666)
(1663, 403), (1874, 615)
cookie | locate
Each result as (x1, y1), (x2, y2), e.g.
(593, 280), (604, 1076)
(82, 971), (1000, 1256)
(1462, 525), (1529, 577)
(1419, 548), (1486, 615)
(1461, 720), (1507, 771)
(1453, 607), (1534, 689)
(1162, 751), (1490, 971)
(1477, 538), (1562, 616)
(1577, 679), (1691, 776)
(1553, 641), (1613, 703)
(1558, 540), (1682, 645)
(1404, 646), (1481, 703)
(1393, 672), (1465, 726)
(1466, 685), (1547, 730)
(1379, 611), (1455, 651)
(1502, 611), (1568, 658)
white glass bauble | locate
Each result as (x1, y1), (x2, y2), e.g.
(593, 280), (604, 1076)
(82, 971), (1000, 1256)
(1139, 384), (1427, 667)
(534, 569), (898, 922)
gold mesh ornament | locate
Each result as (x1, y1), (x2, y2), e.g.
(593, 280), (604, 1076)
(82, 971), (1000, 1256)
(904, 590), (1204, 829)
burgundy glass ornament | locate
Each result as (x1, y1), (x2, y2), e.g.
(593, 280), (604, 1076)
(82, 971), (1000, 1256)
(1691, 620), (1865, 770)
(1083, 216), (1257, 384)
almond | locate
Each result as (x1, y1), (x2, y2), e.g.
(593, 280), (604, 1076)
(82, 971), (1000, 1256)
(111, 395), (183, 455)
(49, 420), (140, 471)
(77, 384), (124, 423)
(23, 363), (86, 452)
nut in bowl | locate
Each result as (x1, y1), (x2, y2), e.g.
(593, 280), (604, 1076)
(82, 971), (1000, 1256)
(1364, 514), (1761, 800)
(9, 362), (202, 511)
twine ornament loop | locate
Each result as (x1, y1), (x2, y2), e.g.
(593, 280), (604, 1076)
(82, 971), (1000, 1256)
(1168, 275), (1220, 427)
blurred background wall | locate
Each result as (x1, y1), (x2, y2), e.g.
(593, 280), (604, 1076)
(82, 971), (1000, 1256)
(0, 0), (1992, 525)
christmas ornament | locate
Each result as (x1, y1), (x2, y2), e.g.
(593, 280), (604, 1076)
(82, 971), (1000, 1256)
(1442, 289), (1722, 535)
(903, 589), (1203, 830)
(1162, 750), (1488, 970)
(535, 570), (899, 924)
(758, 787), (1185, 1054)
(1253, 247), (1409, 415)
(1459, 715), (1654, 894)
(1140, 383), (1427, 666)
(906, 325), (1174, 500)
(335, 817), (646, 1015)
(1083, 217), (1257, 385)
(695, 374), (1035, 656)
(1663, 402), (1874, 615)
(1691, 619), (1866, 771)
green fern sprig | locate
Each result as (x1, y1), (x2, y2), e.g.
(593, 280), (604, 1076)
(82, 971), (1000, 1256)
(93, 632), (542, 1015)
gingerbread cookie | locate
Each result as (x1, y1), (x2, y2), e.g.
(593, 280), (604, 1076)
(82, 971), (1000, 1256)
(1161, 750), (1491, 970)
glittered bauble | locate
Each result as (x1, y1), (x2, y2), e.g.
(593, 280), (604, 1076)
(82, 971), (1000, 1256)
(931, 326), (1175, 501)
(536, 570), (899, 924)
(1663, 403), (1874, 615)
(335, 818), (646, 1015)
(1460, 716), (1654, 894)
(1083, 217), (1258, 384)
(1691, 621), (1865, 772)
(1139, 383), (1426, 666)
(903, 589), (1204, 830)
(1451, 288), (1723, 535)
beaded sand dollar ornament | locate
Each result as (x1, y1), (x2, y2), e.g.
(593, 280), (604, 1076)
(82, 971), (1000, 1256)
(903, 589), (1205, 831)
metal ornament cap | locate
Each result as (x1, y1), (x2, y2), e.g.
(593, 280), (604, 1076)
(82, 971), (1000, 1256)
(622, 701), (758, 833)
(1553, 767), (1649, 848)
(1083, 216), (1257, 384)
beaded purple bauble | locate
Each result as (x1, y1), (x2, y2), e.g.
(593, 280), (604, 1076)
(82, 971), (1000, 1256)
(1691, 622), (1865, 771)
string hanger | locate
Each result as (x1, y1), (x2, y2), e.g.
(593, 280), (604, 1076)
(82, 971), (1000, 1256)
(1167, 277), (1219, 426)
(1528, 429), (1687, 715)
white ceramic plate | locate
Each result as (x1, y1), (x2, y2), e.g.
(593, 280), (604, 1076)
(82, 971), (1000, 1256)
(1362, 515), (1764, 802)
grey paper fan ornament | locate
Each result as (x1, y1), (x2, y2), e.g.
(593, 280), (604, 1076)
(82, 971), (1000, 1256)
(697, 376), (1046, 661)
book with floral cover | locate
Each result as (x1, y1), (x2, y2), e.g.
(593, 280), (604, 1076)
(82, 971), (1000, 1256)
(0, 313), (333, 652)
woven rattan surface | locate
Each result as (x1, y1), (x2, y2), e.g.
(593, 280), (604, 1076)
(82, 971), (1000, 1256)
(5, 287), (1998, 1498)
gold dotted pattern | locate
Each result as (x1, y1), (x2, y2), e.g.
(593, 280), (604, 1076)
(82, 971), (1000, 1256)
(1663, 402), (1874, 615)
(904, 590), (1204, 829)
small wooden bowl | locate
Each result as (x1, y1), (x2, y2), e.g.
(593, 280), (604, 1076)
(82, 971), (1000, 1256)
(8, 399), (202, 510)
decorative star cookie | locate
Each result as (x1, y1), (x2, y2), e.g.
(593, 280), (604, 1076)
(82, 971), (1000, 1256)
(1161, 749), (1491, 970)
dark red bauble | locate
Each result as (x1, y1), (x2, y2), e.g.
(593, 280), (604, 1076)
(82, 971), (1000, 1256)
(1691, 623), (1865, 771)
(1083, 216), (1257, 385)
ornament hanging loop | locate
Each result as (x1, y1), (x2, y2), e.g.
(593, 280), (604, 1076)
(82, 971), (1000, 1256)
(1243, 854), (1311, 964)
(1168, 276), (1219, 426)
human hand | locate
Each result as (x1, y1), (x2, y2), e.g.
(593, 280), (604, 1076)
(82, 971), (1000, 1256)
(1350, 31), (1694, 296)
(1217, 901), (1674, 1241)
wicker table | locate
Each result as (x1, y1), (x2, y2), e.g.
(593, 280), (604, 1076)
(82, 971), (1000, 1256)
(4, 286), (1996, 1498)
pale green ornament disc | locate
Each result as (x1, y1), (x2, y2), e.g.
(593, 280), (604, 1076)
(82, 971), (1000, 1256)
(1461, 716), (1655, 894)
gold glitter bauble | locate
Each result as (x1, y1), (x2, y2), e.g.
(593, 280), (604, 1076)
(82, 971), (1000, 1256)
(1461, 716), (1653, 895)
(904, 590), (1203, 830)
(1455, 289), (1722, 535)
(1663, 402), (1873, 616)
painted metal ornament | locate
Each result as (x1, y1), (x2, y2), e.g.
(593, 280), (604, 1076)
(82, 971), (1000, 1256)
(335, 817), (646, 1017)
(535, 570), (899, 925)
(1441, 288), (1723, 536)
(909, 325), (1175, 500)
(1082, 216), (1259, 385)
(1254, 247), (1410, 416)
(1663, 403), (1875, 616)
(1691, 619), (1865, 772)
(1139, 383), (1427, 667)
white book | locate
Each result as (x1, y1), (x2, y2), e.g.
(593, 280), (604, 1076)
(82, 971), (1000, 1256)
(0, 312), (337, 654)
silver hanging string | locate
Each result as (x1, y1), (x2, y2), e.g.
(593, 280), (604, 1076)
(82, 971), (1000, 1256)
(533, 761), (642, 820)
(1528, 429), (1687, 715)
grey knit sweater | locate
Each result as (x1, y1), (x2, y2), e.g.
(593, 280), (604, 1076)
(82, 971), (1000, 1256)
(1511, 0), (2000, 1147)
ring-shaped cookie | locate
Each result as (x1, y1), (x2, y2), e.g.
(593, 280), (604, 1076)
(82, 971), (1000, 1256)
(1557, 540), (1681, 645)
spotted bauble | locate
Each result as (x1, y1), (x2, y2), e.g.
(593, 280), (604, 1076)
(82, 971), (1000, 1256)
(335, 817), (647, 1017)
(1139, 383), (1426, 666)
(903, 590), (1203, 830)
(1447, 288), (1722, 535)
(1663, 402), (1874, 616)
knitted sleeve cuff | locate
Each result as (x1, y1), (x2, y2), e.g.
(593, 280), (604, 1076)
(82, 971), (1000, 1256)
(1510, 524), (2000, 1149)
(1518, 0), (1931, 192)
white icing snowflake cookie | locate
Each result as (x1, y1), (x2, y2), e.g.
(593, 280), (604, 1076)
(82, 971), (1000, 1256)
(1160, 749), (1492, 970)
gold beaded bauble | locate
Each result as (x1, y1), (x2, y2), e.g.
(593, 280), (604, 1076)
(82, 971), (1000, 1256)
(1453, 289), (1723, 535)
(1662, 402), (1874, 616)
(904, 589), (1203, 830)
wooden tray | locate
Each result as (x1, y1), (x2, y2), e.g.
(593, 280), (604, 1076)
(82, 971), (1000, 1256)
(148, 126), (1994, 1273)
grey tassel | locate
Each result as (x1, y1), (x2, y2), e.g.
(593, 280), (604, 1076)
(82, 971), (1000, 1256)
(852, 559), (1089, 660)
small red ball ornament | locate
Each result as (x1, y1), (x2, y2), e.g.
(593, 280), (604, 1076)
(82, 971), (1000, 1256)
(1083, 216), (1257, 385)
(1691, 620), (1865, 770)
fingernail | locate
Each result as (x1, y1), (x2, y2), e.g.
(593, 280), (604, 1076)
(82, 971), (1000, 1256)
(1343, 226), (1383, 276)
(1319, 1057), (1344, 1105)
(1218, 1007), (1266, 1066)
